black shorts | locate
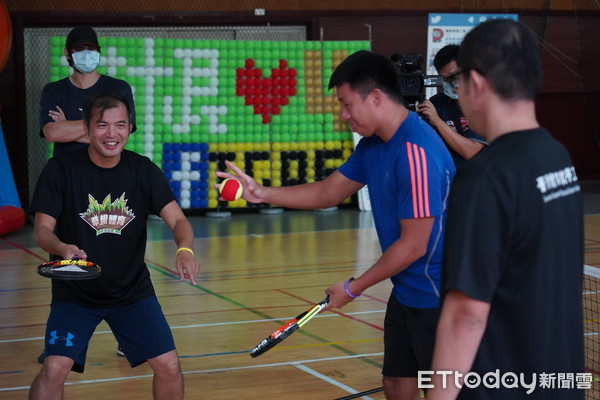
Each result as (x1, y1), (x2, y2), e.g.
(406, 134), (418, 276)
(382, 293), (440, 377)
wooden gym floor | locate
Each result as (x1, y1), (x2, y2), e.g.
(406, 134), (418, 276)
(1, 180), (599, 399)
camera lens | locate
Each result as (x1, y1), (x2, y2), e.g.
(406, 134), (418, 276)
(402, 76), (420, 93)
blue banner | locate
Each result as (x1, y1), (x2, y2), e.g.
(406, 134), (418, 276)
(0, 120), (21, 208)
(428, 13), (518, 27)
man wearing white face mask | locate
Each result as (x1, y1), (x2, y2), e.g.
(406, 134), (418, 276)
(416, 45), (486, 167)
(39, 25), (136, 156)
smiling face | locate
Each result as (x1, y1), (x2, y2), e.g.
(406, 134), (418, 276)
(336, 82), (377, 138)
(85, 102), (131, 168)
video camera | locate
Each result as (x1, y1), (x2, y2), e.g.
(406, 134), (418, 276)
(391, 53), (443, 111)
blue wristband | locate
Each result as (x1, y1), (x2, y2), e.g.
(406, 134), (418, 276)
(344, 279), (361, 298)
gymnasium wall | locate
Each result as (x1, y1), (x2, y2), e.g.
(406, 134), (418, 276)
(1, 1), (599, 211)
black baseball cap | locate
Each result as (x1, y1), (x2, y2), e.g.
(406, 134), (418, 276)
(65, 26), (100, 50)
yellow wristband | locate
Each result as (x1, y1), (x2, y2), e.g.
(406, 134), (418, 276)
(176, 247), (194, 256)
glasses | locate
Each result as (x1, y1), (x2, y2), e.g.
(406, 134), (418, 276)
(443, 71), (461, 91)
(447, 68), (482, 91)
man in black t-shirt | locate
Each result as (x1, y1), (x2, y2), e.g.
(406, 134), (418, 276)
(37, 26), (137, 362)
(427, 20), (585, 400)
(29, 93), (200, 400)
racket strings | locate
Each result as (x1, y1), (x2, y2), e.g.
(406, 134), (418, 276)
(51, 265), (90, 273)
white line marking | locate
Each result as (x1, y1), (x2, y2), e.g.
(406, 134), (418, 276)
(294, 363), (374, 400)
(0, 352), (384, 392)
(585, 264), (600, 279)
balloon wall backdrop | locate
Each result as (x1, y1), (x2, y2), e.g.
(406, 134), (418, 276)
(47, 37), (370, 209)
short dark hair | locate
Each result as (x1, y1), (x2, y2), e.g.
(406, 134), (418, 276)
(433, 44), (460, 73)
(328, 50), (403, 104)
(458, 19), (541, 101)
(83, 92), (132, 129)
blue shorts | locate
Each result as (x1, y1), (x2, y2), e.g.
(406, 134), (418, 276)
(43, 296), (176, 373)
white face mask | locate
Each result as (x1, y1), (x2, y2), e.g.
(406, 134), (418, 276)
(72, 50), (100, 73)
(443, 81), (459, 100)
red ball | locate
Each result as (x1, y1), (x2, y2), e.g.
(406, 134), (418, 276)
(219, 178), (243, 201)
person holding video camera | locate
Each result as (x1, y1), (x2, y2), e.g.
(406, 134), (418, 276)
(417, 45), (486, 167)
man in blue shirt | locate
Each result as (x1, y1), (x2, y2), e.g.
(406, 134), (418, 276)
(217, 50), (455, 400)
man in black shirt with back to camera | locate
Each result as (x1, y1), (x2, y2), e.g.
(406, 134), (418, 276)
(428, 19), (585, 400)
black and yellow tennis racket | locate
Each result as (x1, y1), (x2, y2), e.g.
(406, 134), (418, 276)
(37, 258), (102, 280)
(250, 296), (329, 358)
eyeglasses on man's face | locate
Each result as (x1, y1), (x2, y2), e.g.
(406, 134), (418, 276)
(446, 68), (482, 91)
(443, 71), (461, 91)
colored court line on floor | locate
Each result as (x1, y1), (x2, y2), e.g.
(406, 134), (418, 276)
(147, 261), (383, 369)
(179, 338), (384, 360)
(277, 289), (384, 332)
(0, 310), (386, 344)
(144, 256), (369, 284)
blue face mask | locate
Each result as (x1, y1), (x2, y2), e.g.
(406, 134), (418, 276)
(443, 81), (459, 100)
(72, 50), (100, 73)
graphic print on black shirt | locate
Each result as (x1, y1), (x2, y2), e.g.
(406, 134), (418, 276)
(79, 193), (136, 235)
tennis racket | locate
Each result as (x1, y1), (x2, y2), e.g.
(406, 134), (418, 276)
(334, 386), (384, 400)
(250, 295), (330, 358)
(37, 258), (102, 280)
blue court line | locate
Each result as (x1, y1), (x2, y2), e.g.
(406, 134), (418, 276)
(0, 286), (49, 293)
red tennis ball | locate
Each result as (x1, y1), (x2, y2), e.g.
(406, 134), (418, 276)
(219, 178), (243, 201)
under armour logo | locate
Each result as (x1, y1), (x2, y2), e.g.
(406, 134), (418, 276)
(48, 330), (75, 347)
